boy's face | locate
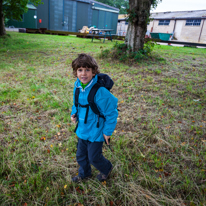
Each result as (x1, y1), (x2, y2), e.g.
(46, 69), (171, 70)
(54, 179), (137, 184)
(77, 67), (95, 84)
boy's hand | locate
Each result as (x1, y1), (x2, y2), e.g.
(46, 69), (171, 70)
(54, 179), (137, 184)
(71, 114), (77, 124)
(103, 134), (110, 145)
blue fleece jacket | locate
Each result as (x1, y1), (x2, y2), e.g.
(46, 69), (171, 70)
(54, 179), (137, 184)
(71, 74), (118, 142)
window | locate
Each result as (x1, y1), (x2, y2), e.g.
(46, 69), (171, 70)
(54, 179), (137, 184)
(158, 20), (170, 26)
(125, 21), (128, 25)
(185, 19), (201, 26)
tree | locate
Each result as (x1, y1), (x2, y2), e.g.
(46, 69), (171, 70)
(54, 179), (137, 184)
(125, 0), (161, 52)
(95, 0), (129, 14)
(0, 0), (42, 37)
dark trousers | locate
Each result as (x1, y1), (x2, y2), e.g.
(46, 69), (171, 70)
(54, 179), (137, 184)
(76, 138), (112, 178)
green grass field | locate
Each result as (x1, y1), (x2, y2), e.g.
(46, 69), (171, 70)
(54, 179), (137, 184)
(0, 32), (205, 206)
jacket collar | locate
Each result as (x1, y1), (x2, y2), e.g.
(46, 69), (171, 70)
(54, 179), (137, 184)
(75, 75), (98, 90)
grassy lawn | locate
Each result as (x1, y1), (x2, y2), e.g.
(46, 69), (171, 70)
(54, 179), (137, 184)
(0, 32), (205, 206)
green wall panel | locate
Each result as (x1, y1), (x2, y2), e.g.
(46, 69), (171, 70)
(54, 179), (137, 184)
(76, 2), (89, 31)
(7, 9), (37, 29)
(92, 9), (99, 28)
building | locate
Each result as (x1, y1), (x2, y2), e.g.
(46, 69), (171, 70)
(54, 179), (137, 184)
(149, 10), (206, 43)
(117, 10), (206, 43)
(7, 0), (119, 34)
(117, 14), (128, 36)
(7, 4), (37, 29)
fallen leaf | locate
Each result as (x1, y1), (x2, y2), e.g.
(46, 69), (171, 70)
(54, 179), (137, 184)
(164, 172), (171, 177)
(47, 149), (50, 154)
(40, 137), (46, 141)
(110, 201), (114, 206)
(75, 187), (85, 194)
(102, 181), (107, 186)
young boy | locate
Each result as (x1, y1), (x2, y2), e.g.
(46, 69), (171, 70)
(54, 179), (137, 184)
(71, 53), (118, 182)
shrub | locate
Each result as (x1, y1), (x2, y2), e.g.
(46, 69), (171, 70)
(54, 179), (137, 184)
(100, 41), (156, 63)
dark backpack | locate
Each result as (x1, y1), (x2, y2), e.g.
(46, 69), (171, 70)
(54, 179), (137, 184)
(74, 73), (114, 132)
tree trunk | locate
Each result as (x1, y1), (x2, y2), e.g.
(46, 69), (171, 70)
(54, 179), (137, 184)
(125, 0), (152, 52)
(0, 0), (6, 37)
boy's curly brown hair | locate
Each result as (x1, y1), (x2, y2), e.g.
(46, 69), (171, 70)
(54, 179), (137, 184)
(72, 53), (100, 77)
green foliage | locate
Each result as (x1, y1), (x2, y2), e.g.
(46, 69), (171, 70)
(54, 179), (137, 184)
(4, 17), (9, 27)
(100, 41), (156, 62)
(95, 0), (129, 14)
(3, 0), (42, 21)
(126, 8), (136, 23)
(143, 40), (156, 54)
(126, 0), (162, 24)
(151, 0), (162, 10)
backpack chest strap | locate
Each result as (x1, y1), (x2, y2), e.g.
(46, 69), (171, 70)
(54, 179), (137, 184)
(78, 103), (89, 124)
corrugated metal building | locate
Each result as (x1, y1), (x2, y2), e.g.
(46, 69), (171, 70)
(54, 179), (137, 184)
(37, 0), (119, 34)
(7, 4), (37, 29)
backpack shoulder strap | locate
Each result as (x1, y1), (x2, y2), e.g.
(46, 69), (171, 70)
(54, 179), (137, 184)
(75, 88), (80, 107)
(88, 83), (101, 115)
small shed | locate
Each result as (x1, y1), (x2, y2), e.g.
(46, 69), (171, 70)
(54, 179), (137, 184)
(36, 0), (119, 34)
(7, 4), (37, 29)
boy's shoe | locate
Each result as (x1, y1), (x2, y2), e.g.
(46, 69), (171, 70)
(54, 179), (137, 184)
(96, 167), (113, 182)
(72, 175), (92, 183)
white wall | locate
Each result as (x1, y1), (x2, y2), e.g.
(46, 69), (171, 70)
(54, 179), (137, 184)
(117, 18), (206, 43)
(117, 21), (128, 36)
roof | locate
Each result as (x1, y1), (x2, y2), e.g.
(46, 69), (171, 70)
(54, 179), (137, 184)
(76, 0), (119, 11)
(27, 4), (37, 10)
(92, 0), (119, 11)
(118, 10), (206, 21)
(118, 14), (128, 19)
(150, 10), (206, 19)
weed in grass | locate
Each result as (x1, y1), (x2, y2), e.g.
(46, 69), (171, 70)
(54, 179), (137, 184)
(155, 69), (162, 74)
